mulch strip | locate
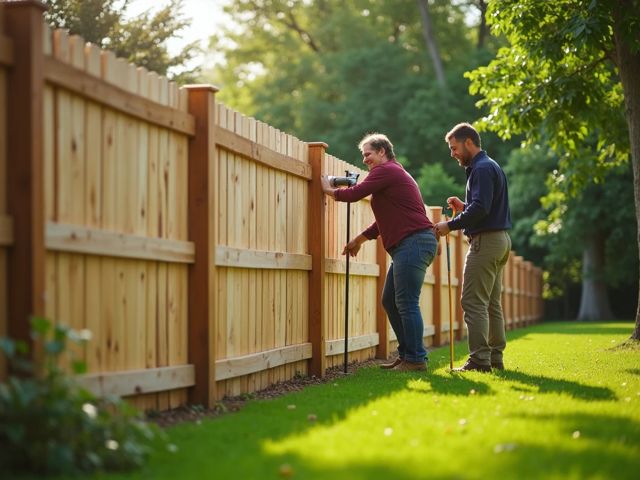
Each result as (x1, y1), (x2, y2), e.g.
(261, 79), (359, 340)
(148, 358), (385, 428)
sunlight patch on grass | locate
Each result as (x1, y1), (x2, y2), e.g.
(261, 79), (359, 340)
(255, 322), (639, 479)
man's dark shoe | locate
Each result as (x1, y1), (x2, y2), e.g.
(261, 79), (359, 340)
(491, 361), (505, 371)
(451, 358), (491, 373)
(380, 357), (402, 370)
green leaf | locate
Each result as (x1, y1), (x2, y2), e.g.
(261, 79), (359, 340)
(72, 360), (88, 375)
(45, 340), (65, 356)
(0, 337), (15, 357)
(30, 316), (51, 338)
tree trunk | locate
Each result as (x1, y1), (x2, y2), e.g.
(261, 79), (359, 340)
(477, 0), (488, 49)
(416, 0), (446, 87)
(563, 282), (571, 319)
(577, 233), (615, 321)
(613, 2), (640, 339)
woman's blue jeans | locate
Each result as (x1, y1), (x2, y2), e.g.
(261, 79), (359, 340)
(382, 229), (438, 363)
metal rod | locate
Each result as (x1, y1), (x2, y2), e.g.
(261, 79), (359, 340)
(344, 201), (351, 373)
(446, 227), (453, 370)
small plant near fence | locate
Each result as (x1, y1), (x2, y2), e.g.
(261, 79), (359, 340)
(0, 317), (167, 476)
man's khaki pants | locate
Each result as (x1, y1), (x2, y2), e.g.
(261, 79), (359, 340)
(461, 230), (511, 366)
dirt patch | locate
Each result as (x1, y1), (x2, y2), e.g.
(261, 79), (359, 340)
(147, 358), (385, 428)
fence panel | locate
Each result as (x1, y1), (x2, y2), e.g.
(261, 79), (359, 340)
(323, 154), (378, 368)
(213, 104), (311, 397)
(40, 27), (192, 410)
(502, 251), (513, 329)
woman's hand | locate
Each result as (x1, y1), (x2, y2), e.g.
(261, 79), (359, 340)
(342, 234), (366, 257)
(320, 175), (336, 198)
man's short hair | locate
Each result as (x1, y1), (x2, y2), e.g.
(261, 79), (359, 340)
(358, 133), (396, 159)
(445, 123), (481, 148)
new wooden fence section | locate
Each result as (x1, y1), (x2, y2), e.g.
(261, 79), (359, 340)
(0, 1), (544, 406)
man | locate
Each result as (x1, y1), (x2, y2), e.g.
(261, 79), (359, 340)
(321, 133), (438, 371)
(434, 123), (512, 372)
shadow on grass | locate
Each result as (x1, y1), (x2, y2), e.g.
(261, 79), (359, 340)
(497, 369), (616, 401)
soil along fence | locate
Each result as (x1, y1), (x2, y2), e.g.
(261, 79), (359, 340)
(0, 1), (543, 408)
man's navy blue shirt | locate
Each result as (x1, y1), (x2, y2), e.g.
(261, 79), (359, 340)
(448, 150), (511, 237)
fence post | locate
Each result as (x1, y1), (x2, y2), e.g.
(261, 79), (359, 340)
(431, 207), (443, 346)
(375, 237), (389, 359)
(5, 1), (46, 346)
(185, 84), (219, 406)
(308, 142), (327, 377)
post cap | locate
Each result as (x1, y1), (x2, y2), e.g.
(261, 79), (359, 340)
(182, 84), (220, 93)
(308, 142), (328, 149)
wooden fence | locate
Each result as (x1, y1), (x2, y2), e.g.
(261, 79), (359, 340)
(0, 1), (543, 408)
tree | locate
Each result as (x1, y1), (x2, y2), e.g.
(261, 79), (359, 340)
(206, 0), (481, 174)
(506, 144), (637, 320)
(474, 0), (488, 49)
(417, 0), (446, 87)
(466, 0), (640, 339)
(43, 0), (199, 83)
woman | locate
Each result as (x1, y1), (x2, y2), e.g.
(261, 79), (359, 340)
(321, 133), (438, 371)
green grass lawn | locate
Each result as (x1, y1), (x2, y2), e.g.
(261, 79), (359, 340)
(96, 322), (639, 480)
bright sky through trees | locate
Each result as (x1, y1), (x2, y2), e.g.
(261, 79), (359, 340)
(126, 0), (230, 71)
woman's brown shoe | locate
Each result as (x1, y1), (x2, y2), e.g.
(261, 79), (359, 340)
(392, 360), (427, 372)
(380, 357), (402, 369)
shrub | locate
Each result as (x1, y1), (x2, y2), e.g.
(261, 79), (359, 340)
(0, 317), (166, 475)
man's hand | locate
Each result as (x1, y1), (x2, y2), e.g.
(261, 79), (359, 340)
(434, 221), (451, 237)
(446, 196), (464, 214)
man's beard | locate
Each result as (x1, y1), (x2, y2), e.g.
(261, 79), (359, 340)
(459, 147), (472, 167)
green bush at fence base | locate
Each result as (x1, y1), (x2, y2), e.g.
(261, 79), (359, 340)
(0, 317), (166, 476)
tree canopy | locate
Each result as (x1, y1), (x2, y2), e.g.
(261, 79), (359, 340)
(206, 0), (505, 181)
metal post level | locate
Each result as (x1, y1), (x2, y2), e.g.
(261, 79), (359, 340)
(445, 207), (457, 370)
(343, 201), (351, 373)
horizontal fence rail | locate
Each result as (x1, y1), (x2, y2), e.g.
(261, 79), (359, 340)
(0, 1), (544, 406)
